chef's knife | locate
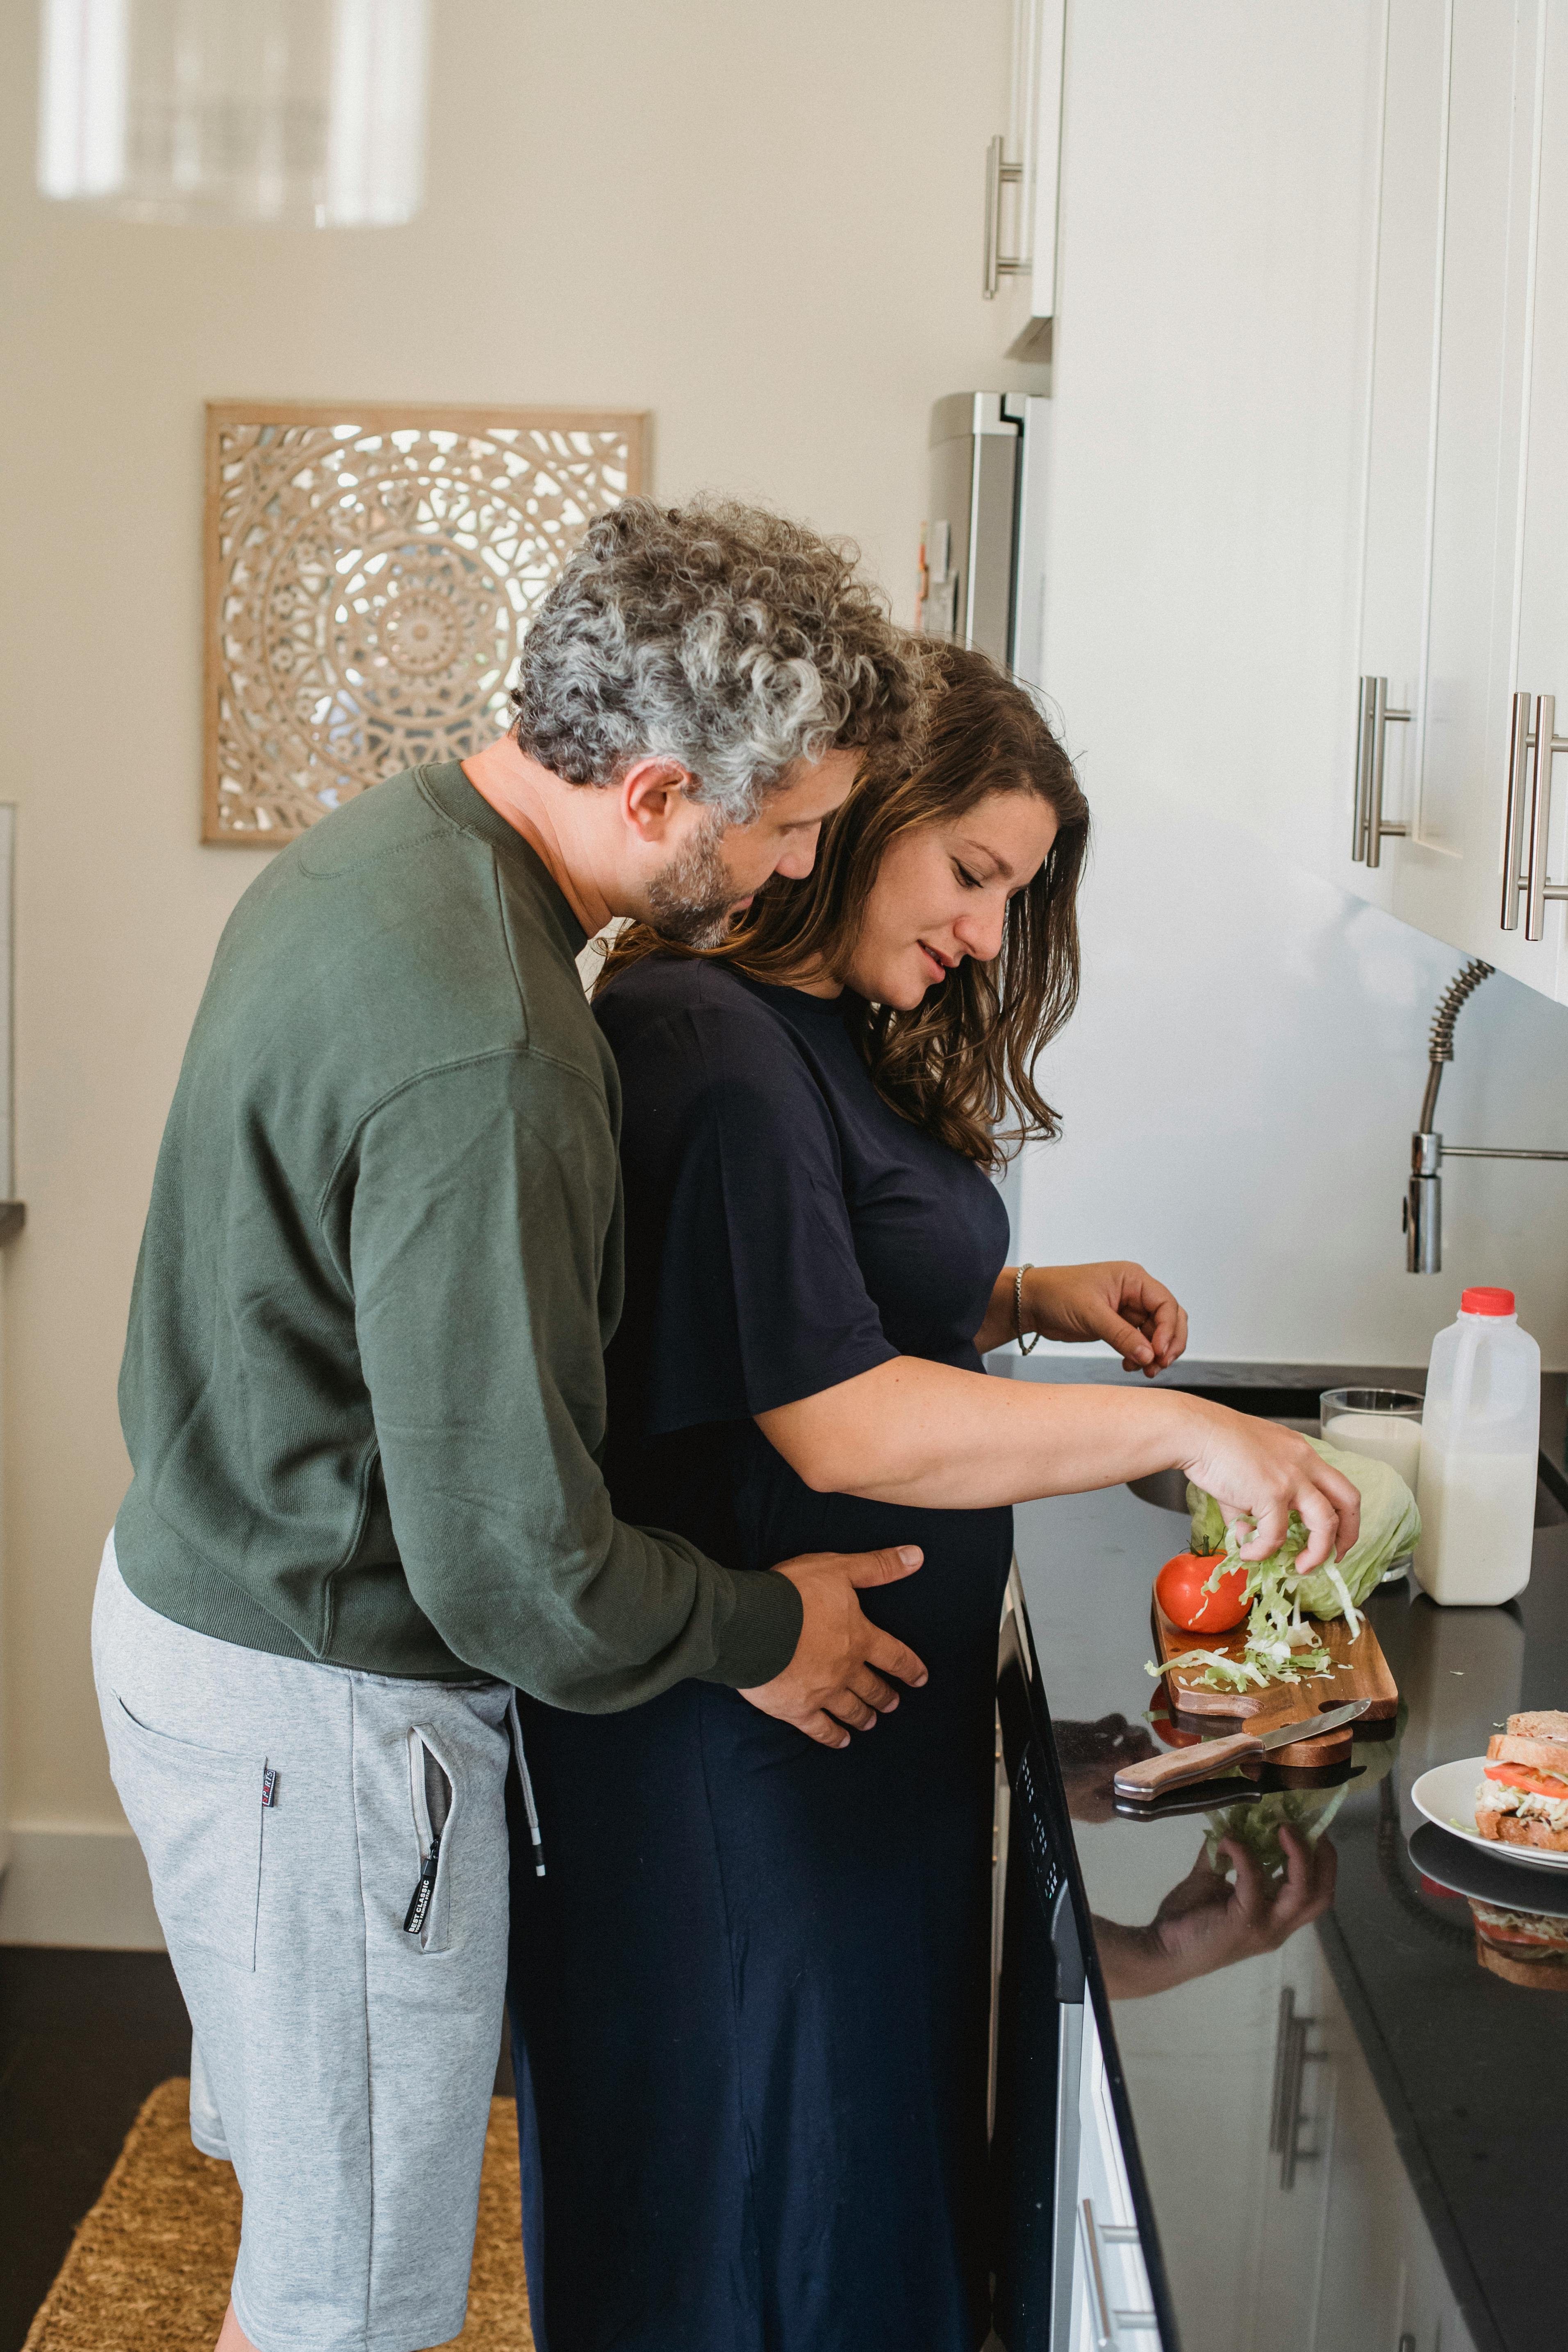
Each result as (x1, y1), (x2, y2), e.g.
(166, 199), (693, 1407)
(1112, 1699), (1372, 1801)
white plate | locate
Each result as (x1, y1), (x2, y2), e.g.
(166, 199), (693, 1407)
(1411, 1757), (1568, 1873)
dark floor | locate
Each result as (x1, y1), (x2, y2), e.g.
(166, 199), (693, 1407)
(0, 1948), (515, 2352)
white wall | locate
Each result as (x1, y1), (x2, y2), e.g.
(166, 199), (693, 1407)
(0, 0), (1034, 1856)
(1012, 784), (1568, 1368)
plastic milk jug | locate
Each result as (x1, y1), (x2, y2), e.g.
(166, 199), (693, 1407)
(1414, 1288), (1540, 1606)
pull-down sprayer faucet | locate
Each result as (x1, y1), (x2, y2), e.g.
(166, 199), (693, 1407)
(1405, 958), (1568, 1270)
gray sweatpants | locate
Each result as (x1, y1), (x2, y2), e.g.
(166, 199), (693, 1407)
(91, 1536), (522, 2352)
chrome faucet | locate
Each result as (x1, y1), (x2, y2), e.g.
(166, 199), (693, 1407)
(1405, 959), (1568, 1270)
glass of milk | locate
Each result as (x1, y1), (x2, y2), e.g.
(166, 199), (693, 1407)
(1319, 1388), (1424, 1581)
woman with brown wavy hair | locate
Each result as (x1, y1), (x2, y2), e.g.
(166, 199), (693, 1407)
(505, 643), (1356, 2352)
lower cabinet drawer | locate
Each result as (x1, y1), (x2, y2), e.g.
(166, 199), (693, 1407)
(1067, 2001), (1161, 2351)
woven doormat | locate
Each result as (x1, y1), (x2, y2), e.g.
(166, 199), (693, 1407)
(23, 2079), (534, 2351)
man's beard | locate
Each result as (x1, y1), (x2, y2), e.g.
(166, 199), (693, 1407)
(644, 811), (745, 948)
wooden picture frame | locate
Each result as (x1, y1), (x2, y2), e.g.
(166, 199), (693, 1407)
(202, 401), (648, 845)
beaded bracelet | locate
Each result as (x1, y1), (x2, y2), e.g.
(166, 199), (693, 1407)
(1014, 1263), (1040, 1355)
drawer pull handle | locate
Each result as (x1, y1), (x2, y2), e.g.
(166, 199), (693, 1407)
(1079, 2198), (1161, 2344)
(1269, 1986), (1326, 2190)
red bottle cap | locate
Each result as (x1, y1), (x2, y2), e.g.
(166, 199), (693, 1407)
(1461, 1286), (1516, 1316)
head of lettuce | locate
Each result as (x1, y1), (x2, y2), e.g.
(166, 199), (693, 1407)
(1152, 1437), (1421, 1692)
(1189, 1434), (1420, 1619)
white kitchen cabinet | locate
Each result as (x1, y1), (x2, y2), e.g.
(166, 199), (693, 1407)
(1508, 3), (1568, 997)
(981, 0), (1066, 359)
(1101, 1917), (1479, 2352)
(1039, 2), (1568, 1004)
(1353, 0), (1568, 1004)
(1068, 2000), (1160, 2352)
(1038, 5), (1384, 897)
(1293, 1932), (1480, 2352)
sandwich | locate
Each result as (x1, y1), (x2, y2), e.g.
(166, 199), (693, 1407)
(1468, 1898), (1568, 1990)
(1475, 1711), (1568, 1852)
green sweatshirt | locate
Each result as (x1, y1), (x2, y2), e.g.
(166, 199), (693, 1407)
(114, 761), (803, 1704)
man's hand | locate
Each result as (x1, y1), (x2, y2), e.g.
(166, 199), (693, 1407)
(738, 1546), (927, 1749)
(1181, 1400), (1362, 1571)
(1022, 1261), (1189, 1377)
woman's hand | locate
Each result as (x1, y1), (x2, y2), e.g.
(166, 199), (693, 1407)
(976, 1260), (1188, 1374)
(1181, 1401), (1361, 1571)
(1096, 1827), (1338, 1998)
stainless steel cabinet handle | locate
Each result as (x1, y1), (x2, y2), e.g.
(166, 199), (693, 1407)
(1500, 691), (1568, 940)
(1078, 2199), (1160, 2345)
(1353, 675), (1378, 859)
(1352, 676), (1411, 866)
(1269, 1987), (1325, 2190)
(1500, 691), (1534, 930)
(982, 134), (1027, 298)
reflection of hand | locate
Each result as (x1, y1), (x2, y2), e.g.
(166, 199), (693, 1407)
(1022, 1262), (1188, 1376)
(1097, 1827), (1338, 1998)
(1056, 1714), (1160, 1821)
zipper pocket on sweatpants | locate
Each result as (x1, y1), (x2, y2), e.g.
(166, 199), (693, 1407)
(403, 1730), (454, 1949)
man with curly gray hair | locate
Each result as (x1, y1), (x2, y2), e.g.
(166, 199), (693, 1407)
(100, 494), (929, 2352)
(493, 494), (927, 944)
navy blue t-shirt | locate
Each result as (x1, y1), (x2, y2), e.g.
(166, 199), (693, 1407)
(597, 955), (1012, 1596)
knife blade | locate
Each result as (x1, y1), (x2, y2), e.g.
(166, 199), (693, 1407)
(1113, 1698), (1372, 1802)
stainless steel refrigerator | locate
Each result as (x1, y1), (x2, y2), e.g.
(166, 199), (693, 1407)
(919, 393), (1051, 692)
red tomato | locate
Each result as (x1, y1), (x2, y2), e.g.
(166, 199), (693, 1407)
(1154, 1551), (1249, 1634)
(1484, 1763), (1568, 1801)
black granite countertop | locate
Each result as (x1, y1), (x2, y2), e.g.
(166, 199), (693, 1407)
(997, 1354), (1568, 2352)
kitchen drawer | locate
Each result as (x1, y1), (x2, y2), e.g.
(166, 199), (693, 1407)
(1070, 1999), (1161, 2351)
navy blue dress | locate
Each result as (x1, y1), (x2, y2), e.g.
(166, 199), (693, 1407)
(507, 958), (1013, 2352)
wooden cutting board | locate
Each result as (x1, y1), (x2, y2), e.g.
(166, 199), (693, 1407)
(1151, 1594), (1399, 1767)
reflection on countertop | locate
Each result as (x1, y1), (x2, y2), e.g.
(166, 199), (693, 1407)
(1005, 1357), (1568, 2352)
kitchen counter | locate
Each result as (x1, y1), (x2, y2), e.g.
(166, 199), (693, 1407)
(995, 1354), (1568, 2352)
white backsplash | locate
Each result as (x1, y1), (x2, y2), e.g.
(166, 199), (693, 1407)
(1006, 790), (1568, 1371)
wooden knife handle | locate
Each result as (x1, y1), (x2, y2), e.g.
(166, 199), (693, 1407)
(1113, 1732), (1265, 1801)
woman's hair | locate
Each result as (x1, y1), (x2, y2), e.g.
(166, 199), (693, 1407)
(598, 641), (1090, 1168)
(510, 496), (926, 822)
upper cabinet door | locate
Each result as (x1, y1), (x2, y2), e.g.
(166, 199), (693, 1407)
(981, 0), (1067, 358)
(1510, 4), (1568, 998)
(1355, 0), (1568, 1003)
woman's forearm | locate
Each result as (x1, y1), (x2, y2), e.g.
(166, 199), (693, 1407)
(758, 1356), (1199, 1510)
(756, 1356), (1361, 1569)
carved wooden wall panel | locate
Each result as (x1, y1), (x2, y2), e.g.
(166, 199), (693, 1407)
(203, 402), (646, 844)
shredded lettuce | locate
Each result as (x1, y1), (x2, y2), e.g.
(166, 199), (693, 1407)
(1150, 1437), (1418, 1694)
(1145, 1646), (1267, 1692)
(1204, 1784), (1351, 1884)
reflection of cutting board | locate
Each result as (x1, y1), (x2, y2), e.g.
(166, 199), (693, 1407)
(1151, 1596), (1399, 1767)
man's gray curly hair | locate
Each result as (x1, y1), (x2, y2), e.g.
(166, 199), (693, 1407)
(509, 496), (926, 822)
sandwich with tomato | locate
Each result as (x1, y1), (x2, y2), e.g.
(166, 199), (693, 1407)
(1475, 1711), (1568, 1853)
(1468, 1899), (1568, 1989)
